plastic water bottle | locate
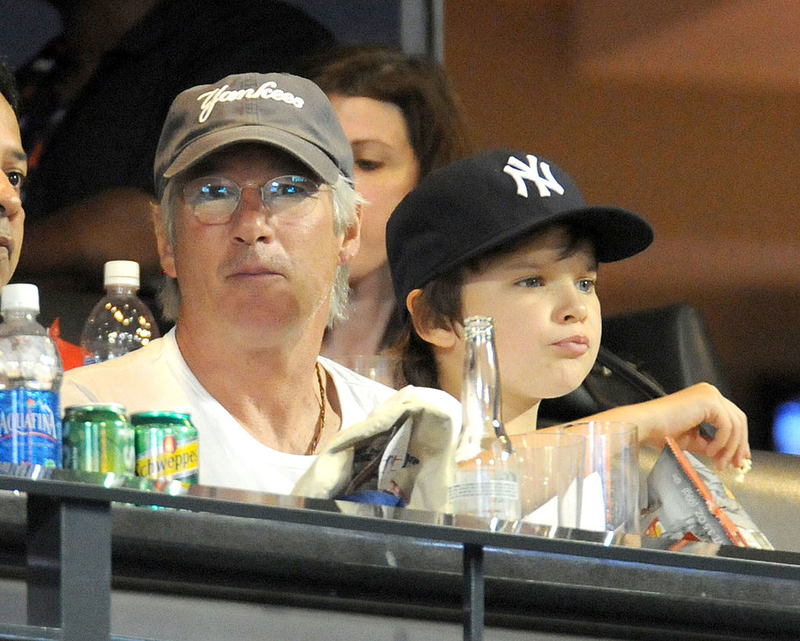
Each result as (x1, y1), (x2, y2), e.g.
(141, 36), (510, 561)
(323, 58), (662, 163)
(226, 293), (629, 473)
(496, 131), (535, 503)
(81, 260), (160, 365)
(447, 315), (520, 522)
(0, 284), (63, 467)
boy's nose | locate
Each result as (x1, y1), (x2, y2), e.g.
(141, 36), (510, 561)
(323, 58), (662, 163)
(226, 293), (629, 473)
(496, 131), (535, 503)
(554, 286), (588, 323)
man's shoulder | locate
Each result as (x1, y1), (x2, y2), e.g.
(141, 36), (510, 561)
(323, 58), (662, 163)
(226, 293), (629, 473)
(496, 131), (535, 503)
(66, 336), (167, 381)
(62, 336), (175, 411)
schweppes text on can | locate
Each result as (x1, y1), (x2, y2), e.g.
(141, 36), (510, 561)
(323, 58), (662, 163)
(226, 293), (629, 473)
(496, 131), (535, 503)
(131, 411), (198, 484)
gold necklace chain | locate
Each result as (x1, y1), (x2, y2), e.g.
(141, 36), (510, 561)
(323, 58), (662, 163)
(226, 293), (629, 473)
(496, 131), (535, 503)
(305, 362), (326, 455)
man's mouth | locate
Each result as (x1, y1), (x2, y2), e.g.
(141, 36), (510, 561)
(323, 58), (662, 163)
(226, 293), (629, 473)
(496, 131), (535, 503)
(227, 261), (284, 279)
(0, 236), (13, 258)
(235, 265), (278, 276)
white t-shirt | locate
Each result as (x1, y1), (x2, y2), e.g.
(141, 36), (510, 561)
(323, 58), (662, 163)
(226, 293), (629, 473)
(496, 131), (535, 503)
(62, 329), (397, 493)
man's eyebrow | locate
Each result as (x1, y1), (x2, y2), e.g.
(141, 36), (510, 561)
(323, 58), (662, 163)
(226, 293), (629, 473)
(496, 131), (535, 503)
(11, 150), (27, 164)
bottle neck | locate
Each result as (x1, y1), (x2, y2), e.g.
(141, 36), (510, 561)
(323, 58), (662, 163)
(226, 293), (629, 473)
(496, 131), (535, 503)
(461, 319), (502, 439)
(461, 337), (501, 437)
(459, 316), (514, 457)
(105, 283), (139, 297)
(2, 308), (38, 323)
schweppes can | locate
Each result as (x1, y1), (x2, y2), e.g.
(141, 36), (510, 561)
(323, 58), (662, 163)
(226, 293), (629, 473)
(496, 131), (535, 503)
(131, 411), (198, 484)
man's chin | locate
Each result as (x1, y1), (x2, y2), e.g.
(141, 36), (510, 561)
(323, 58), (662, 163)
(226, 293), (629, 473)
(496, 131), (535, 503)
(0, 261), (12, 289)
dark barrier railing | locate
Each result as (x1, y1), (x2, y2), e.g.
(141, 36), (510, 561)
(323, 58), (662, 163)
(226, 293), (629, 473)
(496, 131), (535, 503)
(1, 459), (800, 640)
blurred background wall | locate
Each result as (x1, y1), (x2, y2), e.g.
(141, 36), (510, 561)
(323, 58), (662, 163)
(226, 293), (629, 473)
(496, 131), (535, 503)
(2, 0), (798, 448)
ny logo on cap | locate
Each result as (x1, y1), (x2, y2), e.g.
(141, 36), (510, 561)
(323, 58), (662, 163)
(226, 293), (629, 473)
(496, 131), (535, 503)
(503, 155), (565, 198)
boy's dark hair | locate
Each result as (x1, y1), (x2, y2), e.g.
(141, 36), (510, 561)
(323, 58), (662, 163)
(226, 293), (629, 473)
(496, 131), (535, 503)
(398, 225), (595, 388)
(0, 62), (20, 115)
(304, 45), (473, 179)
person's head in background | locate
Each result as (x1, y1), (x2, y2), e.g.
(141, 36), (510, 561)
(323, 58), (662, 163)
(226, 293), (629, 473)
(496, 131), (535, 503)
(0, 62), (26, 288)
(386, 150), (653, 421)
(304, 45), (473, 357)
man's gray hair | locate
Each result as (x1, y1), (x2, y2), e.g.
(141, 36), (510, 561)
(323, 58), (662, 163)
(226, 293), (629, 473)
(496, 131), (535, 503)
(156, 173), (360, 326)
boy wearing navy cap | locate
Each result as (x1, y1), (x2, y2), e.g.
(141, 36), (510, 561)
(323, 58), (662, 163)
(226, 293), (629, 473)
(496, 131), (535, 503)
(387, 149), (750, 470)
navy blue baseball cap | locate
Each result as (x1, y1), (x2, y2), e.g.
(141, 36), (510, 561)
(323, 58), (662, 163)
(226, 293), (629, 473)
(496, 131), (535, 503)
(386, 149), (654, 312)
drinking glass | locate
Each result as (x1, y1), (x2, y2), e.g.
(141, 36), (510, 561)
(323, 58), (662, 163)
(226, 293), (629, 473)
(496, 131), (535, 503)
(510, 430), (585, 528)
(337, 355), (398, 389)
(562, 421), (640, 535)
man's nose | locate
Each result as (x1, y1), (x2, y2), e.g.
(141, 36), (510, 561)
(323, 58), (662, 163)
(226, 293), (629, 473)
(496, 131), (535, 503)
(232, 186), (274, 244)
(0, 175), (22, 219)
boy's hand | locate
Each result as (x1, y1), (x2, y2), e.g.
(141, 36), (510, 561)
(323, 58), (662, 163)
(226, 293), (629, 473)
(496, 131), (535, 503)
(637, 383), (750, 471)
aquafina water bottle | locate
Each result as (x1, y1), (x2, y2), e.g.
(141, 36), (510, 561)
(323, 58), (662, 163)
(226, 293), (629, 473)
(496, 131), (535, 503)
(0, 284), (63, 467)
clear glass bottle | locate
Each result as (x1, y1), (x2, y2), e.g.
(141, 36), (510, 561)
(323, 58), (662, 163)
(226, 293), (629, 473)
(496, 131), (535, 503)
(447, 315), (520, 521)
(81, 260), (160, 365)
(0, 284), (63, 466)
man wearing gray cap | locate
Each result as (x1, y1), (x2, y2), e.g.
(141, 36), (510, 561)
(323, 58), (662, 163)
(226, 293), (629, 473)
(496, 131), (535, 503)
(62, 72), (398, 493)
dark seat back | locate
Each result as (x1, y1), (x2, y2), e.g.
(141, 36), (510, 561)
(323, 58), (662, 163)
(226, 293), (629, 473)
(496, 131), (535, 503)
(601, 303), (730, 396)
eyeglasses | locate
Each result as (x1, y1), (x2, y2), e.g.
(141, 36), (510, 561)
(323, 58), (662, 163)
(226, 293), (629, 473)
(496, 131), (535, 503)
(182, 175), (324, 224)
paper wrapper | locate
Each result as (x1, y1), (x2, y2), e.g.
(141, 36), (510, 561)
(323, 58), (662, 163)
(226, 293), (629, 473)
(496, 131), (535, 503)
(292, 386), (456, 512)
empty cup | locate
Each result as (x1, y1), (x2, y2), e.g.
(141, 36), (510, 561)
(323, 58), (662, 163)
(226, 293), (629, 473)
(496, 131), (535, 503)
(337, 355), (398, 388)
(563, 421), (640, 535)
(510, 430), (585, 528)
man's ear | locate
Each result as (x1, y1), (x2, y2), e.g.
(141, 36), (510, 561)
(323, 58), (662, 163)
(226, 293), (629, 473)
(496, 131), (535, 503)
(151, 204), (177, 278)
(406, 289), (459, 349)
(338, 203), (361, 266)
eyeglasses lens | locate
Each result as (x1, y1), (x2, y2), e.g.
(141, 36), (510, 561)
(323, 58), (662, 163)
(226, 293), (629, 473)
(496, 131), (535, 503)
(184, 175), (320, 224)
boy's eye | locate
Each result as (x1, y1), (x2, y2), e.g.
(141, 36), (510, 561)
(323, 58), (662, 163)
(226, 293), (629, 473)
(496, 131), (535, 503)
(515, 277), (542, 288)
(577, 278), (596, 293)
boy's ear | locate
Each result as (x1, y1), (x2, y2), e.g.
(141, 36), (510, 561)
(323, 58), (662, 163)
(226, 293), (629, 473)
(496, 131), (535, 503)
(406, 289), (459, 349)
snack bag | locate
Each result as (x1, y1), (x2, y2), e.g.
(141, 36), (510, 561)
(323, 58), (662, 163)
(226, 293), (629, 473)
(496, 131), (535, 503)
(644, 437), (772, 550)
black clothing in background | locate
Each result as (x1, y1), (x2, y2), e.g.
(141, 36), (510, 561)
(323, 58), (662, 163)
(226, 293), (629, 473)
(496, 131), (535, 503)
(16, 0), (335, 220)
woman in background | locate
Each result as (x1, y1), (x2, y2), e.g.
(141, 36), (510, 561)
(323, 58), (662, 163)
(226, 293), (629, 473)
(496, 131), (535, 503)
(305, 45), (472, 367)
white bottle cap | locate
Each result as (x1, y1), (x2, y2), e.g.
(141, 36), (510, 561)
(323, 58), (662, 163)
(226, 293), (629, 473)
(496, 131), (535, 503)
(104, 260), (140, 288)
(1, 283), (40, 313)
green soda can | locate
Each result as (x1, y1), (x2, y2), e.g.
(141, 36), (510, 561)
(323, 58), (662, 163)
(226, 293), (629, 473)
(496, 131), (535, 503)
(131, 411), (199, 484)
(62, 403), (135, 475)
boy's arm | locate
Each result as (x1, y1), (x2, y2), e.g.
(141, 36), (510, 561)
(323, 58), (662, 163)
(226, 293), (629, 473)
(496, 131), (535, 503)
(507, 383), (749, 471)
(580, 382), (749, 471)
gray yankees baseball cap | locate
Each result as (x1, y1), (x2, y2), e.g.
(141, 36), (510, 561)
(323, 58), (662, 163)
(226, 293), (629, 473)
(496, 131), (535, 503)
(154, 72), (353, 198)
